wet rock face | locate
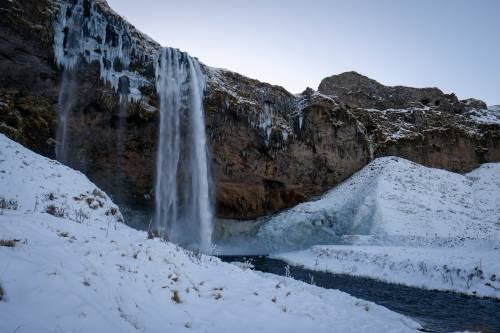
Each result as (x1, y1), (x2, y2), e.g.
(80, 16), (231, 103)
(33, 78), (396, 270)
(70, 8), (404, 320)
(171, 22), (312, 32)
(1, 0), (499, 219)
(52, 61), (158, 207)
(0, 0), (59, 156)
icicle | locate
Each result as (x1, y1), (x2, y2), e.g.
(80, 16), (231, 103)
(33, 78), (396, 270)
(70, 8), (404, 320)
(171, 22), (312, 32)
(53, 0), (152, 102)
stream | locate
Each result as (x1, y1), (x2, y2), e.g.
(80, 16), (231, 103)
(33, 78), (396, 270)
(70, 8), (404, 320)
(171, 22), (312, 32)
(221, 256), (500, 333)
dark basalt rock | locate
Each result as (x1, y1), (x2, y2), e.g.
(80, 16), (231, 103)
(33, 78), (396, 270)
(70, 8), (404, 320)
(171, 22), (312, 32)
(318, 71), (483, 114)
(1, 0), (499, 220)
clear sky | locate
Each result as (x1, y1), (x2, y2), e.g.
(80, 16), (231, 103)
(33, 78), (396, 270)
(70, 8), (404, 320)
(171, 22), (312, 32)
(108, 0), (500, 105)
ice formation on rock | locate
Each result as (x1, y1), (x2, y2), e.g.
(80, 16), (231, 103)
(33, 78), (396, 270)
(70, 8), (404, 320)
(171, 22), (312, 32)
(53, 0), (156, 102)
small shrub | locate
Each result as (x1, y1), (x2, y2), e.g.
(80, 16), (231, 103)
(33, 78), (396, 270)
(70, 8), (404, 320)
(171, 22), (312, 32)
(0, 282), (4, 301)
(46, 205), (65, 218)
(46, 192), (56, 201)
(106, 207), (118, 216)
(57, 231), (70, 238)
(92, 189), (105, 199)
(74, 208), (89, 223)
(171, 290), (181, 304)
(0, 198), (19, 212)
(147, 230), (159, 240)
(132, 250), (140, 259)
(0, 239), (18, 247)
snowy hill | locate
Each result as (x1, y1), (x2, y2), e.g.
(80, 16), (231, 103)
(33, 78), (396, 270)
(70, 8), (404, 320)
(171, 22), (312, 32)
(0, 134), (420, 332)
(261, 156), (500, 297)
(258, 156), (500, 250)
(0, 134), (123, 225)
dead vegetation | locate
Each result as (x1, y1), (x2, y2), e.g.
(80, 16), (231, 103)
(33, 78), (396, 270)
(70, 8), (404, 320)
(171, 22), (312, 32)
(0, 197), (19, 214)
(57, 231), (70, 238)
(0, 239), (19, 247)
(171, 290), (181, 304)
(46, 204), (65, 218)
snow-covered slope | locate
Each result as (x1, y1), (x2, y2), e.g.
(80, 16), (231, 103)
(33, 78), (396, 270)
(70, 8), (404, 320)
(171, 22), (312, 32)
(262, 156), (500, 297)
(0, 135), (420, 332)
(0, 134), (123, 225)
(257, 157), (500, 251)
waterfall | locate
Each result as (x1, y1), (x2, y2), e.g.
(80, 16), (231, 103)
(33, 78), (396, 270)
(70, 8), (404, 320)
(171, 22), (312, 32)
(55, 69), (78, 164)
(368, 133), (375, 161)
(154, 47), (213, 252)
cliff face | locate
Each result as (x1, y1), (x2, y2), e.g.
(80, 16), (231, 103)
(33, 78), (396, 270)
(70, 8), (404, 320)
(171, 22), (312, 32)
(1, 0), (499, 219)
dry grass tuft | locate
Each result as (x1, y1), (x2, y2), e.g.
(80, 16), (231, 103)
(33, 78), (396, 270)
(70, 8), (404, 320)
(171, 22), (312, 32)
(57, 231), (70, 238)
(46, 204), (65, 218)
(0, 239), (18, 247)
(171, 290), (182, 304)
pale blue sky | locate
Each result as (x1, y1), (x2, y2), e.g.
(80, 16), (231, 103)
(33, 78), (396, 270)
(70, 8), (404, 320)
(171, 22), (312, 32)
(108, 0), (500, 105)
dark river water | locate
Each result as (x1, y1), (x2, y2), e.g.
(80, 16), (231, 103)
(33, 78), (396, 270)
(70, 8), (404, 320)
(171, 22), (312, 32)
(221, 256), (500, 333)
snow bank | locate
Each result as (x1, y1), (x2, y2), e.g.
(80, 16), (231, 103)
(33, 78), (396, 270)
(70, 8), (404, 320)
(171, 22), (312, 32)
(257, 157), (500, 252)
(0, 134), (420, 332)
(274, 245), (500, 299)
(263, 156), (500, 297)
(0, 134), (123, 225)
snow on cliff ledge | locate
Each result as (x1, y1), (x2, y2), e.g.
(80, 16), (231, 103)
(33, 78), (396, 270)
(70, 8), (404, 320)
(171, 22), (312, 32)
(0, 134), (420, 332)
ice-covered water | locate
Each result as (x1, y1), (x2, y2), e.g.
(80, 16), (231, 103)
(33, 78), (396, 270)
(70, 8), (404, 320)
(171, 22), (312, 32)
(154, 47), (213, 252)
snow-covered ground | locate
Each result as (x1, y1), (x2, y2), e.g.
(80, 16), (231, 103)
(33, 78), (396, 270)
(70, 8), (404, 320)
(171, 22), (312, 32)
(0, 134), (123, 225)
(0, 134), (421, 332)
(264, 157), (500, 298)
(274, 245), (500, 298)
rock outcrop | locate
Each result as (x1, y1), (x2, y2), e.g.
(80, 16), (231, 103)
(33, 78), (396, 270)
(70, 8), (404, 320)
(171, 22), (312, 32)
(1, 0), (499, 219)
(318, 71), (488, 113)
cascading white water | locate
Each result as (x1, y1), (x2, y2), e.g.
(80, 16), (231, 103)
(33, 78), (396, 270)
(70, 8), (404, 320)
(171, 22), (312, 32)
(155, 47), (213, 252)
(55, 69), (78, 164)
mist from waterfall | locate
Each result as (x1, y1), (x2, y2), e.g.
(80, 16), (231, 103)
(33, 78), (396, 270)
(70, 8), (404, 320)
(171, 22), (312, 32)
(154, 47), (213, 252)
(56, 70), (78, 164)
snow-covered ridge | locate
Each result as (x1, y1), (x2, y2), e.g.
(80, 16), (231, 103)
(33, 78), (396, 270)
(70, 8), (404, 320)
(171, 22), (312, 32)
(0, 134), (421, 332)
(257, 157), (500, 251)
(0, 134), (122, 225)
